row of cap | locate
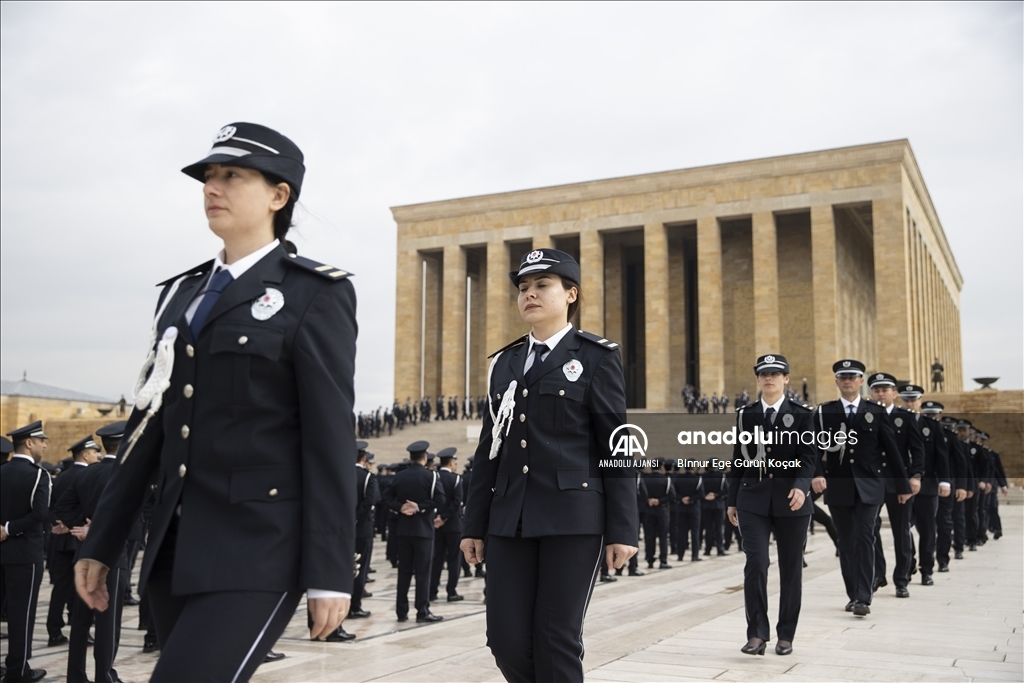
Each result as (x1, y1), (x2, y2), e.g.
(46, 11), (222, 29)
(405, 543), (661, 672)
(2, 420), (127, 456)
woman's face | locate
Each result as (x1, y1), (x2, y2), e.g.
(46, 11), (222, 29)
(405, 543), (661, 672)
(517, 273), (577, 328)
(202, 164), (289, 241)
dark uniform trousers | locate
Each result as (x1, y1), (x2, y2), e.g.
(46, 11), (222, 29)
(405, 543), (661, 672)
(644, 508), (670, 564)
(396, 537), (433, 618)
(873, 493), (915, 588)
(964, 494), (981, 545)
(832, 500), (880, 604)
(486, 534), (604, 683)
(351, 535), (374, 613)
(2, 562), (43, 679)
(67, 567), (125, 683)
(935, 494), (954, 565)
(913, 494), (939, 575)
(431, 531), (463, 598)
(679, 505), (702, 559)
(739, 513), (809, 642)
(46, 549), (77, 638)
(703, 507), (725, 553)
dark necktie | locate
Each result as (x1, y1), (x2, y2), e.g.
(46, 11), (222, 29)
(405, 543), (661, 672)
(847, 404), (855, 423)
(764, 407), (776, 430)
(189, 268), (234, 338)
(525, 343), (549, 384)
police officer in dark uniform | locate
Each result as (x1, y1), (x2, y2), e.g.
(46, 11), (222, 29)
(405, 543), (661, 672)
(74, 123), (358, 682)
(922, 403), (967, 572)
(385, 441), (445, 623)
(46, 435), (101, 648)
(54, 441), (127, 683)
(727, 354), (816, 656)
(461, 248), (639, 683)
(940, 415), (973, 560)
(812, 360), (909, 617)
(430, 447), (465, 602)
(643, 460), (674, 569)
(1, 422), (51, 683)
(867, 372), (924, 598)
(342, 441), (379, 629)
(898, 386), (951, 584)
(702, 470), (728, 556)
(674, 465), (704, 562)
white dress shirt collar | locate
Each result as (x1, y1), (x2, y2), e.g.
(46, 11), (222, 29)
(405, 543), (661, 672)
(885, 404), (895, 414)
(11, 454), (34, 463)
(840, 396), (861, 411)
(528, 323), (574, 356)
(213, 239), (280, 280)
(761, 395), (785, 413)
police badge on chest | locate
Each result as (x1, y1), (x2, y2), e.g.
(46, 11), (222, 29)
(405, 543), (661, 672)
(252, 288), (285, 320)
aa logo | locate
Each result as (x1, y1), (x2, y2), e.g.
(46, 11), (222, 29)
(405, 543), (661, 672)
(609, 424), (648, 458)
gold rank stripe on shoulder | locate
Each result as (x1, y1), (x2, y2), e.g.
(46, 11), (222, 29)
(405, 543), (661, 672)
(315, 264), (334, 272)
(286, 254), (353, 280)
(329, 269), (349, 278)
(577, 329), (620, 350)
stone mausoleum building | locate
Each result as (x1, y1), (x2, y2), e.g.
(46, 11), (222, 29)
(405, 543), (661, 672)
(391, 140), (964, 409)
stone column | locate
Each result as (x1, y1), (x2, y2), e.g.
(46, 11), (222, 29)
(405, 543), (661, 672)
(644, 222), (670, 409)
(874, 197), (911, 379)
(393, 248), (422, 400)
(697, 216), (724, 395)
(810, 205), (839, 402)
(580, 229), (604, 335)
(486, 240), (510, 360)
(441, 244), (467, 398)
(751, 211), (780, 354)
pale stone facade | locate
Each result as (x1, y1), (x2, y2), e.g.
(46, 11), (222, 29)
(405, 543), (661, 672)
(391, 140), (964, 408)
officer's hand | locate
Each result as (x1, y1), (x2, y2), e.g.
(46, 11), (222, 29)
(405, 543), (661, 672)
(647, 498), (659, 507)
(433, 517), (444, 529)
(938, 484), (951, 498)
(75, 559), (110, 611)
(1001, 486), (1008, 495)
(955, 488), (967, 502)
(605, 544), (637, 571)
(0, 527), (7, 542)
(52, 521), (70, 535)
(966, 490), (974, 499)
(309, 596), (349, 640)
(727, 507), (739, 527)
(788, 488), (806, 511)
(811, 476), (827, 494)
(682, 496), (691, 505)
(460, 538), (484, 564)
(897, 493), (913, 504)
(910, 478), (921, 495)
(705, 492), (715, 501)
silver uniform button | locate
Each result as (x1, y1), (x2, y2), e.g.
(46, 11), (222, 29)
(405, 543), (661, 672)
(181, 425), (190, 439)
(519, 414), (526, 422)
(522, 388), (528, 397)
(269, 488), (279, 497)
(769, 473), (773, 478)
(238, 336), (249, 345)
(496, 393), (501, 400)
(850, 458), (855, 463)
(522, 466), (529, 474)
(582, 482), (589, 488)
(767, 447), (772, 453)
(520, 439), (527, 448)
(183, 384), (194, 398)
(186, 344), (195, 357)
(559, 389), (565, 396)
(178, 464), (186, 478)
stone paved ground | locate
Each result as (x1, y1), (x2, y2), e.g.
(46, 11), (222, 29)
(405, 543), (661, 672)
(11, 417), (1022, 682)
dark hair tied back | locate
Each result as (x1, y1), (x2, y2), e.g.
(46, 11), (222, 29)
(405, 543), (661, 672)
(263, 172), (297, 246)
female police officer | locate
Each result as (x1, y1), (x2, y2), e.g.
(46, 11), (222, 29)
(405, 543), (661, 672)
(74, 123), (358, 682)
(727, 355), (816, 656)
(460, 248), (638, 683)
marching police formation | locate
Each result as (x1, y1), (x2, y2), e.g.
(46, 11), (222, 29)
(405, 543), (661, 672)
(0, 120), (1013, 683)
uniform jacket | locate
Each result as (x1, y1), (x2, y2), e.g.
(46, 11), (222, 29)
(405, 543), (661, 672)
(883, 406), (925, 493)
(727, 399), (816, 517)
(463, 328), (639, 546)
(53, 458), (128, 569)
(80, 244), (358, 595)
(0, 456), (51, 565)
(815, 399), (910, 506)
(355, 466), (380, 540)
(384, 463), (445, 539)
(942, 429), (972, 490)
(989, 449), (1007, 488)
(674, 471), (703, 509)
(701, 473), (728, 510)
(965, 441), (991, 485)
(436, 468), (464, 534)
(643, 471), (673, 518)
(49, 463), (89, 554)
(912, 414), (950, 496)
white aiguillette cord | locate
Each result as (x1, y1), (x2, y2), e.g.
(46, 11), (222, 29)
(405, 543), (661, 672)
(121, 274), (190, 464)
(487, 351), (517, 460)
(818, 405), (847, 465)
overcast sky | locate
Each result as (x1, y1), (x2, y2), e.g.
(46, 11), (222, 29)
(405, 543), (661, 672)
(2, 1), (1021, 410)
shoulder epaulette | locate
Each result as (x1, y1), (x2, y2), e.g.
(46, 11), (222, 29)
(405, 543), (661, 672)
(577, 329), (620, 350)
(737, 403), (752, 413)
(156, 260), (214, 287)
(791, 402), (813, 412)
(488, 334), (528, 359)
(285, 253), (353, 280)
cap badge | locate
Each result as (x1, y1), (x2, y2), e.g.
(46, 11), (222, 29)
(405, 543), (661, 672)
(764, 355), (776, 363)
(894, 417), (903, 428)
(252, 287), (285, 321)
(876, 373), (884, 380)
(864, 412), (873, 423)
(782, 413), (794, 428)
(526, 250), (544, 264)
(922, 427), (930, 437)
(213, 125), (237, 143)
(563, 359), (583, 382)
(842, 361), (851, 368)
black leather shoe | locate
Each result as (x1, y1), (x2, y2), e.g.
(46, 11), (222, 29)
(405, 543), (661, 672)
(429, 593), (439, 602)
(802, 558), (808, 568)
(474, 568), (486, 577)
(47, 634), (68, 647)
(628, 569), (645, 576)
(910, 566), (917, 576)
(703, 550), (711, 556)
(368, 567), (377, 573)
(921, 574), (934, 585)
(659, 562), (673, 569)
(994, 531), (1002, 540)
(775, 640), (793, 655)
(447, 593), (465, 601)
(968, 544), (976, 551)
(717, 551), (729, 557)
(396, 615), (408, 622)
(954, 551), (964, 560)
(365, 577), (375, 583)
(361, 591), (373, 598)
(873, 577), (888, 592)
(4, 668), (46, 682)
(853, 602), (870, 616)
(938, 564), (949, 573)
(416, 612), (443, 623)
(692, 556), (703, 562)
(325, 629), (355, 642)
(143, 637), (159, 653)
(123, 596), (140, 606)
(263, 650), (286, 662)
(462, 568), (472, 578)
(86, 635), (94, 646)
(740, 638), (766, 655)
(845, 600), (856, 612)
(600, 574), (617, 582)
(647, 561), (655, 569)
(348, 609), (371, 618)
(896, 587), (910, 598)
